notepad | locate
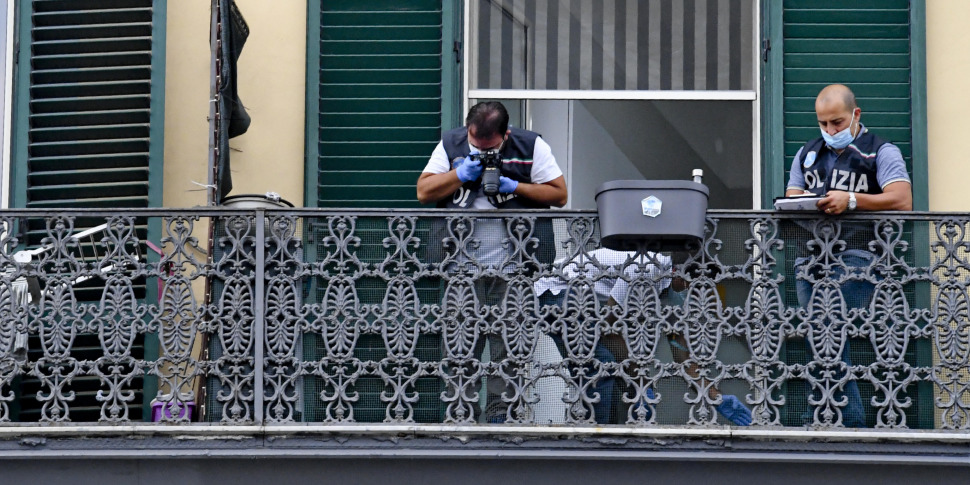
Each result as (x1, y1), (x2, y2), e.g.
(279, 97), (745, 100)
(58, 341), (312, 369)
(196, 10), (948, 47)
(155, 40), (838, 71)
(773, 194), (823, 211)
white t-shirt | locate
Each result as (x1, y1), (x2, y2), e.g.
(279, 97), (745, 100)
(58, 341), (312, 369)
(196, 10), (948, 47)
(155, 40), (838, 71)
(423, 135), (562, 209)
(534, 248), (672, 304)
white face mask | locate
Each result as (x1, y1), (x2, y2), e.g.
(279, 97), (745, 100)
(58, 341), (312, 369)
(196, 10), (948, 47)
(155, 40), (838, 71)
(821, 111), (857, 149)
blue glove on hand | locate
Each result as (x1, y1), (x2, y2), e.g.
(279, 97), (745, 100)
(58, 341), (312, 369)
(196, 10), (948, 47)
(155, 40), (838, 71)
(455, 156), (482, 183)
(498, 176), (518, 194)
(716, 394), (752, 426)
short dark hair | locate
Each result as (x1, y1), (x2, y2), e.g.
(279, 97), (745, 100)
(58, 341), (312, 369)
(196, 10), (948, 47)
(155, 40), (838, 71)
(465, 101), (509, 139)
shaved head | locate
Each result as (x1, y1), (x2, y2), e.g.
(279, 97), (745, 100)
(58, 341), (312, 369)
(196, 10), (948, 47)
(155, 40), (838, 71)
(816, 84), (858, 113)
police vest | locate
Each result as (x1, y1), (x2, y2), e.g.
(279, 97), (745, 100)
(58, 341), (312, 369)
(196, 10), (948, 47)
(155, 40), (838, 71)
(438, 126), (549, 209)
(795, 128), (888, 196)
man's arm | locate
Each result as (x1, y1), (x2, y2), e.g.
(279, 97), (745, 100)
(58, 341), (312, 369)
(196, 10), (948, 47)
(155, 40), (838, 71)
(510, 175), (568, 208)
(816, 181), (912, 214)
(416, 171), (463, 205)
(784, 148), (808, 197)
(416, 141), (462, 205)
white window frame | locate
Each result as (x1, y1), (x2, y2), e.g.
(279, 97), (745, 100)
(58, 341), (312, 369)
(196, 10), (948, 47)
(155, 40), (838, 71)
(463, 0), (762, 208)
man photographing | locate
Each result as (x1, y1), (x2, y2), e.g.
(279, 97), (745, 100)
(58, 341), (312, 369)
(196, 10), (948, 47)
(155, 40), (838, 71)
(418, 101), (566, 422)
(417, 101), (566, 210)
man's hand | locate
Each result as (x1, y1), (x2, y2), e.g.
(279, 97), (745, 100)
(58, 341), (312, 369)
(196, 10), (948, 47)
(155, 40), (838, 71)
(817, 190), (850, 215)
(498, 176), (518, 194)
(455, 156), (483, 183)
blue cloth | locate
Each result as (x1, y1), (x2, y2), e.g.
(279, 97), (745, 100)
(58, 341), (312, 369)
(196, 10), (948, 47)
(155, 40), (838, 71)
(717, 395), (753, 426)
(794, 249), (871, 428)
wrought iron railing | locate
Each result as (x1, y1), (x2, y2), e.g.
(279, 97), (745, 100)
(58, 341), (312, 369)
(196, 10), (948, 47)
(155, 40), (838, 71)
(0, 209), (966, 431)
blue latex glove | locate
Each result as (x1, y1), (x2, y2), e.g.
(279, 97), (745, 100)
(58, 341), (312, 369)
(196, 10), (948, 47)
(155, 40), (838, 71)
(498, 176), (518, 194)
(455, 156), (482, 183)
(716, 394), (752, 426)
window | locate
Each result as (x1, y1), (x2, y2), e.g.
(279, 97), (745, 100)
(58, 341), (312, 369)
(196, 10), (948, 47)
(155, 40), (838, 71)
(466, 0), (759, 209)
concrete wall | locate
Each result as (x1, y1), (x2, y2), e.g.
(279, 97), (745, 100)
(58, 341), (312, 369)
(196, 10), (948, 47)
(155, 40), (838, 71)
(926, 1), (970, 211)
(163, 0), (306, 208)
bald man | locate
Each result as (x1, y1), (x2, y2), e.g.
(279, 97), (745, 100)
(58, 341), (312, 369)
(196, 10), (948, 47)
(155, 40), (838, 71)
(785, 83), (912, 212)
(784, 84), (913, 428)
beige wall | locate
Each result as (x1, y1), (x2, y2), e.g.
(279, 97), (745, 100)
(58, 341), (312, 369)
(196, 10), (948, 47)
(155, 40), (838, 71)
(926, 1), (970, 211)
(163, 0), (306, 207)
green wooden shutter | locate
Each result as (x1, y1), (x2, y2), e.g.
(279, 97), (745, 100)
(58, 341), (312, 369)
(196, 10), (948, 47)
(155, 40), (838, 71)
(781, 0), (914, 185)
(9, 0), (165, 423)
(306, 0), (448, 208)
(12, 0), (164, 210)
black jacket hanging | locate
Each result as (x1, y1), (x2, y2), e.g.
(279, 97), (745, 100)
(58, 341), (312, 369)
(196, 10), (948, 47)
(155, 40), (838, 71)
(216, 0), (250, 200)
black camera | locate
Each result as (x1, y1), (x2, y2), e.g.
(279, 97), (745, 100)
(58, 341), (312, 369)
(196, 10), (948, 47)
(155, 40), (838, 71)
(471, 151), (502, 196)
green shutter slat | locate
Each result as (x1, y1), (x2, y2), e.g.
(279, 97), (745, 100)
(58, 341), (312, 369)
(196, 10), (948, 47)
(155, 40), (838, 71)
(318, 185), (417, 201)
(319, 54), (441, 69)
(784, 53), (910, 68)
(31, 109), (150, 128)
(319, 127), (439, 142)
(33, 7), (152, 24)
(32, 80), (151, 98)
(322, 0), (440, 10)
(784, 0), (909, 9)
(318, 156), (429, 171)
(783, 24), (909, 39)
(29, 167), (148, 185)
(784, 39), (909, 54)
(32, 66), (153, 84)
(32, 51), (152, 70)
(783, 68), (910, 83)
(28, 178), (147, 193)
(320, 171), (419, 186)
(314, 1), (443, 208)
(783, 82), (911, 98)
(321, 41), (440, 55)
(29, 123), (149, 142)
(31, 94), (151, 113)
(29, 150), (148, 166)
(32, 36), (152, 55)
(317, 98), (439, 113)
(29, 138), (150, 158)
(320, 83), (440, 98)
(25, 194), (149, 208)
(320, 112), (441, 127)
(318, 141), (432, 157)
(32, 21), (152, 40)
(781, 9), (910, 24)
(320, 68), (441, 84)
(321, 26), (440, 42)
(326, 11), (440, 25)
(33, 0), (151, 11)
